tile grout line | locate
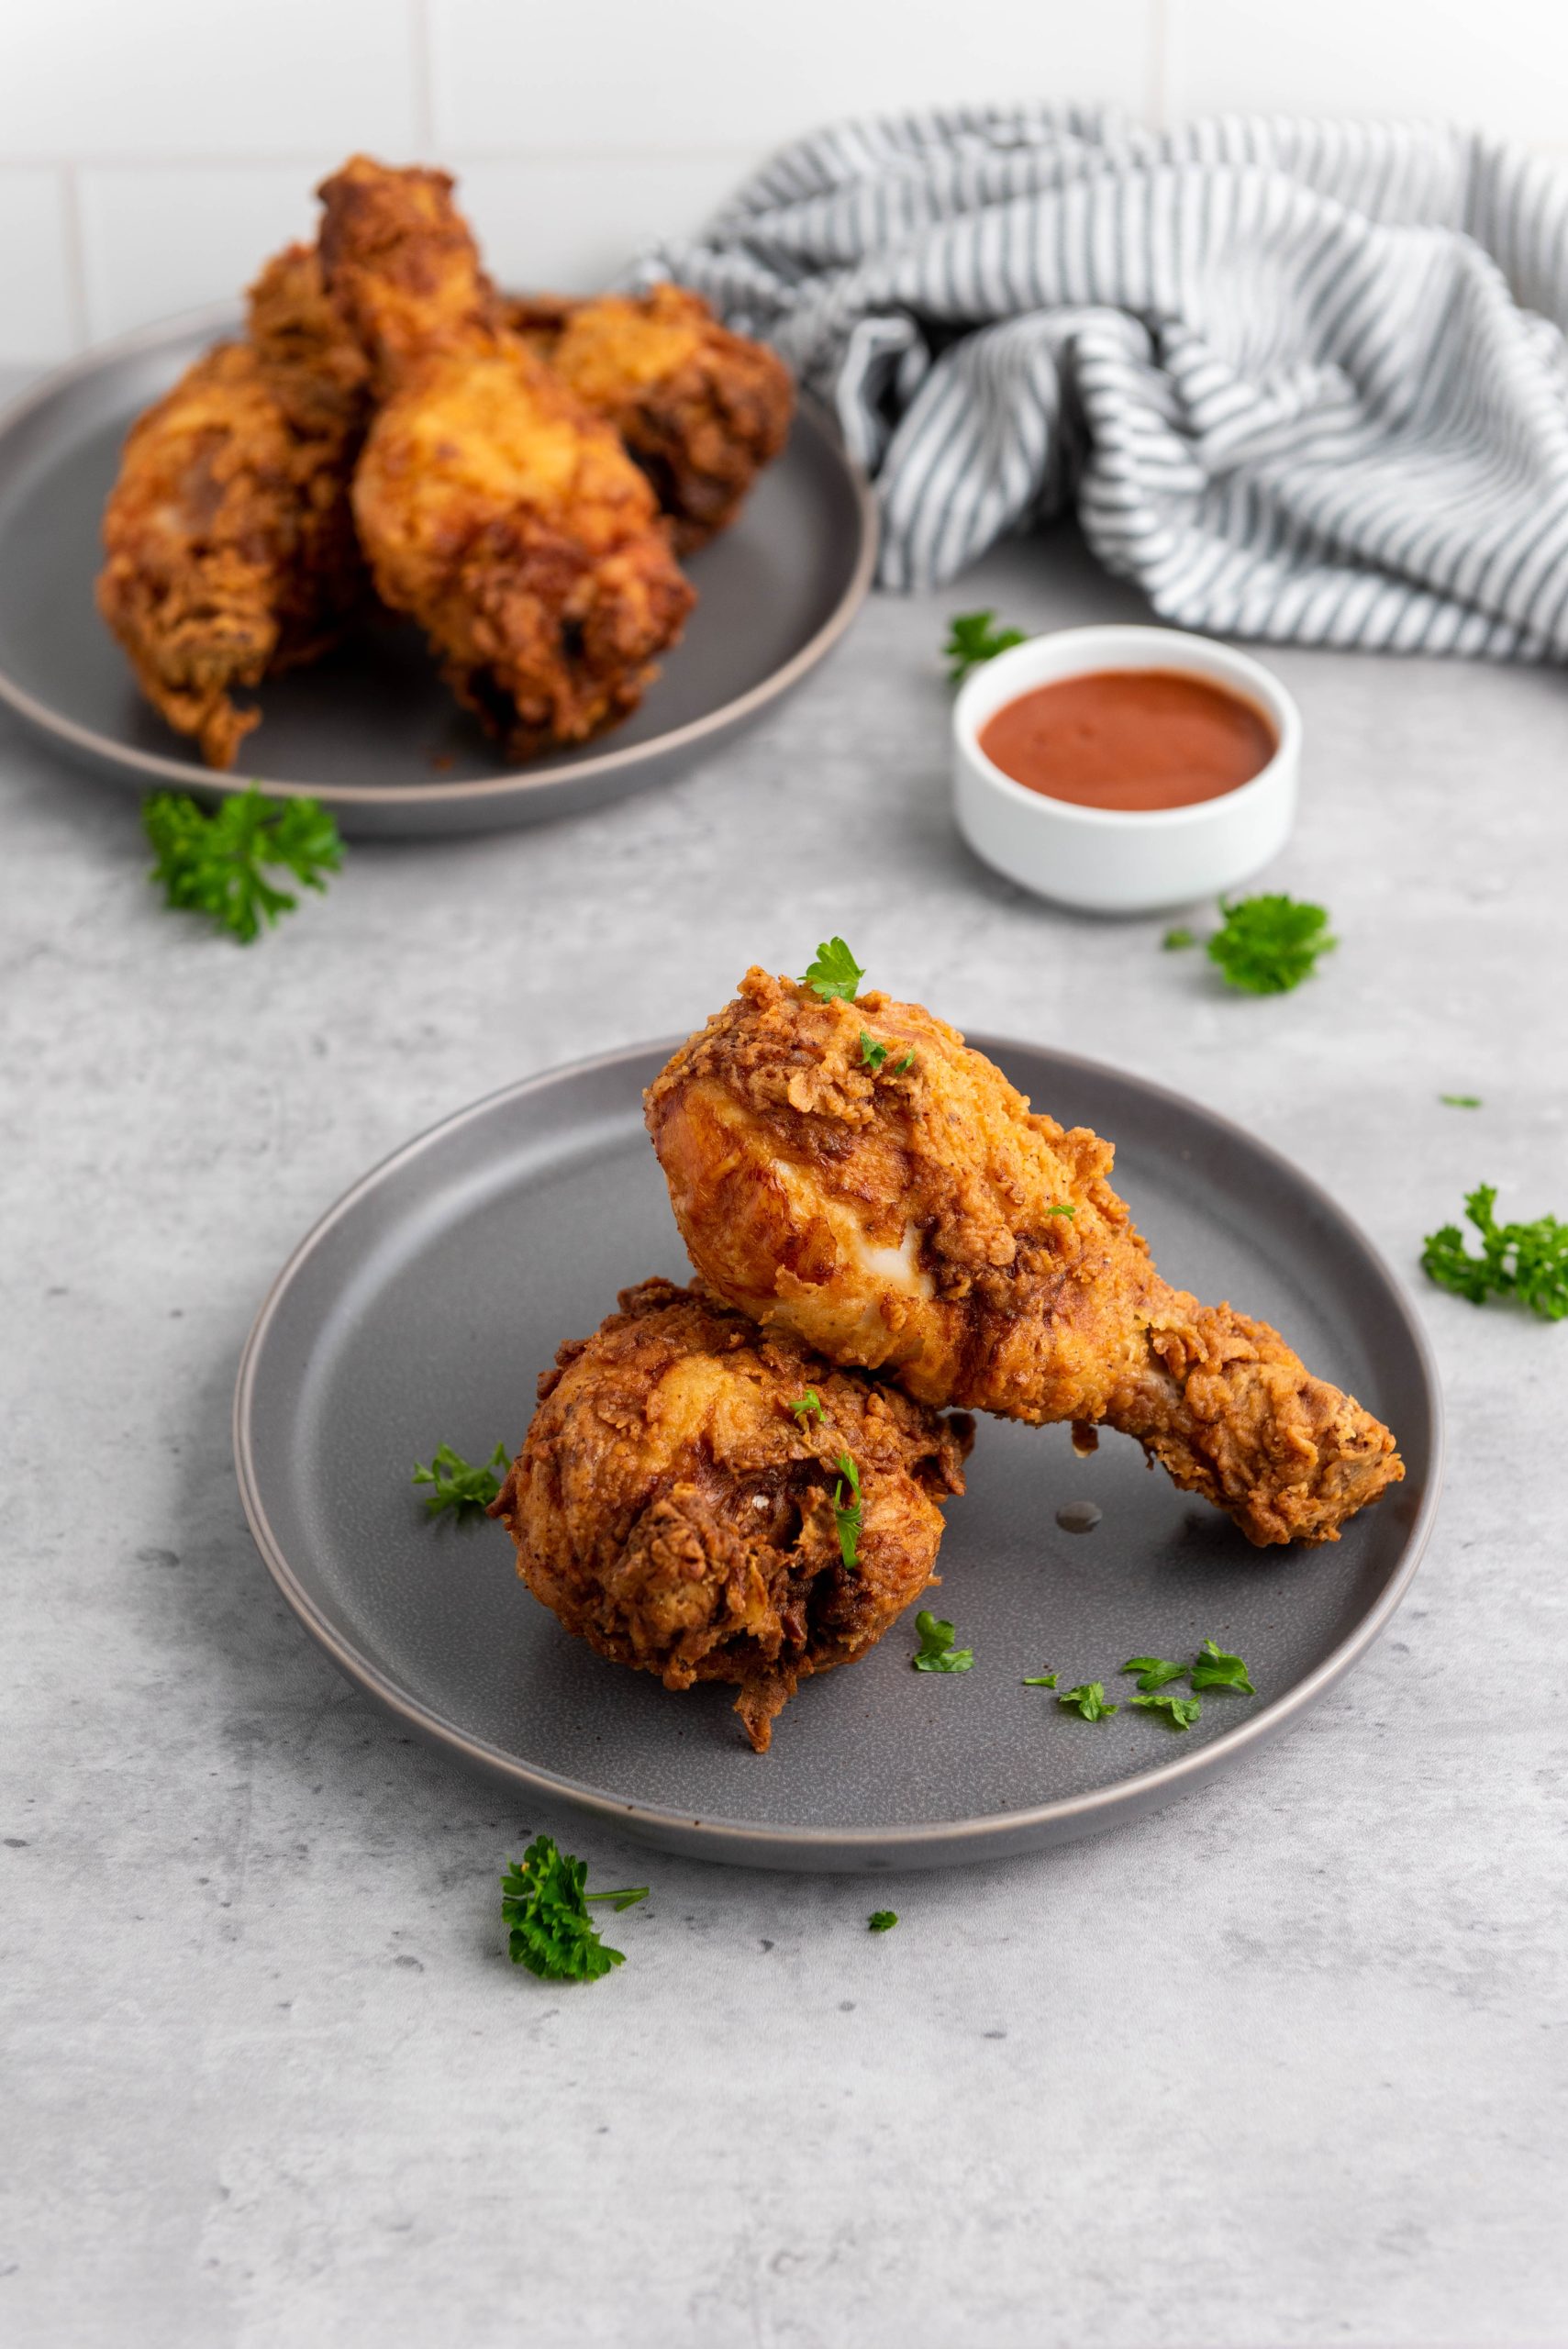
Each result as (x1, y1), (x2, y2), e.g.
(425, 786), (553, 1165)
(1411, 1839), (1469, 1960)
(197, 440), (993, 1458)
(0, 144), (768, 172)
(59, 163), (90, 351)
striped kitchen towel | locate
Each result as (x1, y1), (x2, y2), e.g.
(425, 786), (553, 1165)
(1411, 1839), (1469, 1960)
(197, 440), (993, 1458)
(638, 106), (1568, 658)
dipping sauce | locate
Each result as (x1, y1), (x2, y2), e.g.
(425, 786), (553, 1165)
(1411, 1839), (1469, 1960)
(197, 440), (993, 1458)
(978, 668), (1277, 813)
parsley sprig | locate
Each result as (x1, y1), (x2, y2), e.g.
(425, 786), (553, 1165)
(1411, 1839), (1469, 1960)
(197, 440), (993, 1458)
(800, 937), (863, 1002)
(413, 1441), (510, 1520)
(868, 1909), (898, 1932)
(912, 1609), (973, 1673)
(860, 1030), (888, 1072)
(1207, 893), (1336, 995)
(944, 609), (1026, 684)
(1422, 1185), (1568, 1320)
(831, 1451), (863, 1572)
(144, 786), (341, 943)
(788, 1389), (822, 1421)
(501, 1836), (648, 1982)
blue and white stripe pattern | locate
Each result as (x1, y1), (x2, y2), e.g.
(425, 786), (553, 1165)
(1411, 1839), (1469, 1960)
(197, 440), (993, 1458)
(639, 107), (1568, 655)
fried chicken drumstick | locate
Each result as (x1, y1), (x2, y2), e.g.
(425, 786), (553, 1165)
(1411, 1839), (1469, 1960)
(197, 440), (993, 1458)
(489, 1277), (971, 1752)
(646, 972), (1404, 1549)
(318, 156), (694, 756)
(506, 284), (795, 551)
(96, 248), (369, 769)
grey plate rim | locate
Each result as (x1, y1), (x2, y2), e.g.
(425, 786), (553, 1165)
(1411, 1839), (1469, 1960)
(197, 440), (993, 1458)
(232, 1037), (1446, 1866)
(0, 303), (879, 810)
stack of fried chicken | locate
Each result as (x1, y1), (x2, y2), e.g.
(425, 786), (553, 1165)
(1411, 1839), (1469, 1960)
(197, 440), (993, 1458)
(96, 157), (795, 771)
(489, 963), (1406, 1752)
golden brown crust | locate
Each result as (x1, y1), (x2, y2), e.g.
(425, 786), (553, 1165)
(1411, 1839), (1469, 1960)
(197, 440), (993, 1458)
(96, 336), (367, 769)
(317, 154), (502, 392)
(317, 158), (695, 757)
(645, 971), (1404, 1548)
(350, 341), (695, 755)
(488, 1276), (971, 1751)
(97, 244), (371, 769)
(506, 284), (795, 550)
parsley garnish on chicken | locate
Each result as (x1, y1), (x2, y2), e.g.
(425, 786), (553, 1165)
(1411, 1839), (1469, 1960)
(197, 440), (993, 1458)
(800, 937), (864, 1002)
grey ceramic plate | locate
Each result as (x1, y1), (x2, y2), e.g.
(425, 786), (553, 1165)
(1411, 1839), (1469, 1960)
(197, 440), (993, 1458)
(234, 1038), (1442, 1873)
(0, 308), (875, 838)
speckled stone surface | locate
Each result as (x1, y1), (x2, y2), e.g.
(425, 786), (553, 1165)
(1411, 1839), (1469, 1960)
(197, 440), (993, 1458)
(4, 501), (1565, 2346)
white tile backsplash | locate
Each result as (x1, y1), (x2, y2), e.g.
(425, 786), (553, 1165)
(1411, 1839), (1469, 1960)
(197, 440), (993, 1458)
(1165, 0), (1568, 147)
(5, 0), (1568, 364)
(456, 153), (768, 295)
(0, 1), (419, 161)
(0, 173), (79, 362)
(429, 0), (1157, 153)
(78, 166), (328, 343)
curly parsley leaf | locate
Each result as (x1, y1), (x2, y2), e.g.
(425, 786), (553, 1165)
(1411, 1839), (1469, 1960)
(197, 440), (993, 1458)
(1058, 1681), (1118, 1721)
(1207, 894), (1336, 996)
(501, 1835), (648, 1982)
(831, 1451), (863, 1572)
(893, 1052), (917, 1074)
(860, 1030), (889, 1072)
(800, 937), (863, 1002)
(1439, 1095), (1482, 1109)
(1421, 1184), (1568, 1320)
(1121, 1654), (1188, 1692)
(1162, 926), (1196, 951)
(412, 1441), (510, 1520)
(1021, 1670), (1059, 1687)
(912, 1609), (974, 1674)
(868, 1909), (898, 1932)
(1132, 1691), (1202, 1730)
(944, 609), (1026, 685)
(144, 785), (341, 944)
(1189, 1639), (1254, 1695)
(788, 1390), (823, 1426)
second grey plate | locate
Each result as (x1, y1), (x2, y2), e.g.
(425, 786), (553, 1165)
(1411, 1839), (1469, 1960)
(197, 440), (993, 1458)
(0, 309), (875, 837)
(234, 1039), (1441, 1871)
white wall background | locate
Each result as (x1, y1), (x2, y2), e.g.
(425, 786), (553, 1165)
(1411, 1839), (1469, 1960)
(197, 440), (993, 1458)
(3, 0), (1568, 363)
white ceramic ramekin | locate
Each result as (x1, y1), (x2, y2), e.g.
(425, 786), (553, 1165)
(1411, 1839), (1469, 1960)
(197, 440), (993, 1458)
(952, 624), (1300, 915)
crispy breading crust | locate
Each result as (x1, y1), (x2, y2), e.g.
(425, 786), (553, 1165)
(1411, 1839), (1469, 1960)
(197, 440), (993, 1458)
(96, 336), (365, 769)
(507, 284), (795, 550)
(489, 1277), (972, 1752)
(319, 158), (695, 756)
(96, 245), (370, 769)
(645, 971), (1404, 1548)
(317, 154), (502, 391)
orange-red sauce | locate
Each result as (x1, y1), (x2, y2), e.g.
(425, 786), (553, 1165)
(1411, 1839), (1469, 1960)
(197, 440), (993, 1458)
(978, 668), (1276, 812)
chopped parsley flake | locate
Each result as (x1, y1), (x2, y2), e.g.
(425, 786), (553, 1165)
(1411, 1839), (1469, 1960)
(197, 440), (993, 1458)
(1058, 1681), (1118, 1721)
(413, 1441), (510, 1520)
(912, 1609), (974, 1673)
(1188, 1640), (1254, 1695)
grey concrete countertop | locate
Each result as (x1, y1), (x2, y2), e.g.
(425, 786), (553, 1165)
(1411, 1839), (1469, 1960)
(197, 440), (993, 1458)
(4, 520), (1565, 2349)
